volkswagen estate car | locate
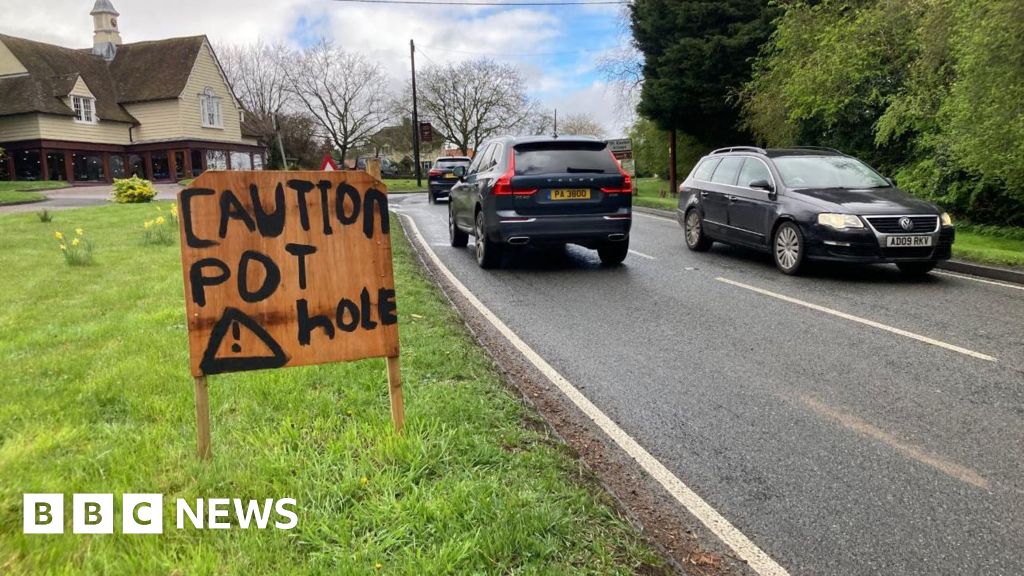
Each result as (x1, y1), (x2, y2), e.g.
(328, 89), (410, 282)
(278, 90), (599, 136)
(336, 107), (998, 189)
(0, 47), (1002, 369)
(448, 136), (633, 268)
(677, 146), (955, 276)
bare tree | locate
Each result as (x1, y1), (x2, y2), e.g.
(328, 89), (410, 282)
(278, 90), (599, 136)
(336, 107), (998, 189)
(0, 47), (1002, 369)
(217, 40), (291, 136)
(559, 113), (607, 138)
(418, 59), (533, 155)
(597, 6), (644, 121)
(286, 39), (393, 164)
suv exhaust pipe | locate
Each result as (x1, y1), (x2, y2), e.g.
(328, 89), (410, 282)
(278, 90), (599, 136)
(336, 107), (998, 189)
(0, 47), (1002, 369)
(508, 237), (530, 245)
(607, 233), (627, 242)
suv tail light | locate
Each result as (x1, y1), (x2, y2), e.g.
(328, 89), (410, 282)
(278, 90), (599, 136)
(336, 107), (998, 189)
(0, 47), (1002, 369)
(428, 168), (442, 177)
(600, 150), (633, 194)
(492, 149), (537, 196)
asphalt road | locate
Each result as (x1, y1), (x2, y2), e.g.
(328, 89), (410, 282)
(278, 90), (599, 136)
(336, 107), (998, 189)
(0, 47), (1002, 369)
(392, 193), (1024, 576)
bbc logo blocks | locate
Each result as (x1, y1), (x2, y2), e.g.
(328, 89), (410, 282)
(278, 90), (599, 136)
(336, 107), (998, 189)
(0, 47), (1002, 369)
(24, 493), (163, 534)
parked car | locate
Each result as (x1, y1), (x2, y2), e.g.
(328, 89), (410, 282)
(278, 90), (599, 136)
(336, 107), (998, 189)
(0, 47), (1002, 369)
(427, 156), (471, 203)
(448, 135), (633, 268)
(677, 146), (955, 276)
(355, 156), (399, 178)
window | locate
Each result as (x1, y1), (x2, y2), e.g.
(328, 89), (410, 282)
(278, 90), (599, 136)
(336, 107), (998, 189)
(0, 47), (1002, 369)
(691, 158), (720, 182)
(737, 158), (771, 189)
(710, 156), (744, 185)
(72, 96), (96, 123)
(512, 142), (619, 175)
(467, 143), (491, 175)
(230, 151), (252, 171)
(206, 150), (227, 170)
(200, 87), (223, 128)
(773, 156), (889, 189)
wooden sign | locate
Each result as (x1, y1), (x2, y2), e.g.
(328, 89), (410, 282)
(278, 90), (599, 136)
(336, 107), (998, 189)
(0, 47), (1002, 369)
(177, 170), (403, 457)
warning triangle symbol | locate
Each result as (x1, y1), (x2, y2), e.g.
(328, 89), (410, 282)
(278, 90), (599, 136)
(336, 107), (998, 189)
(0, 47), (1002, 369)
(199, 307), (289, 375)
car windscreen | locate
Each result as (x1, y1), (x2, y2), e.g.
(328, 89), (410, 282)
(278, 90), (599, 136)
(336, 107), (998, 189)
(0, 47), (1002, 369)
(434, 159), (470, 168)
(773, 156), (889, 189)
(513, 142), (619, 175)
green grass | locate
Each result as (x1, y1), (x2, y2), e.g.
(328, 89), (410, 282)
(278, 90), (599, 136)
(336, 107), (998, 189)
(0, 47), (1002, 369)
(177, 178), (195, 187)
(382, 178), (427, 192)
(632, 178), (680, 211)
(953, 230), (1024, 267)
(0, 181), (67, 205)
(0, 203), (663, 575)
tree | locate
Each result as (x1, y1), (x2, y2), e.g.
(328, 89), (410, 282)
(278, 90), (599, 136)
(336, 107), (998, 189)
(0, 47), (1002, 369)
(417, 59), (533, 155)
(631, 0), (776, 144)
(559, 113), (607, 139)
(217, 40), (291, 139)
(286, 39), (393, 164)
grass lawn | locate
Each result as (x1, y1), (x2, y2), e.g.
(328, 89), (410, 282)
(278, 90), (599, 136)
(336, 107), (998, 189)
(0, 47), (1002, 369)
(382, 178), (427, 192)
(0, 204), (663, 575)
(632, 178), (680, 211)
(0, 181), (67, 206)
(953, 230), (1024, 268)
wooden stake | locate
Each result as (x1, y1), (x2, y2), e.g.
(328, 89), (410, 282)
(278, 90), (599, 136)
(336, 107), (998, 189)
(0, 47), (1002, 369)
(194, 376), (212, 460)
(386, 356), (405, 432)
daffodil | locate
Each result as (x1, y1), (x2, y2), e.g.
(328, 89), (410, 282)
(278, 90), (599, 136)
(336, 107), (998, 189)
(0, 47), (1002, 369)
(72, 238), (80, 247)
(155, 216), (166, 225)
(360, 476), (369, 486)
(54, 231), (63, 240)
(60, 244), (67, 251)
(75, 228), (84, 236)
(144, 220), (154, 229)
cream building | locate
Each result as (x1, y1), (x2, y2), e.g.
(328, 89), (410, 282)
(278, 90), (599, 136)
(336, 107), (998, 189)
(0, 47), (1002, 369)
(0, 0), (265, 183)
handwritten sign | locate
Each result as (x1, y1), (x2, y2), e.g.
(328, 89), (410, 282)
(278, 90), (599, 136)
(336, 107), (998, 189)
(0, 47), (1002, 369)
(176, 171), (399, 378)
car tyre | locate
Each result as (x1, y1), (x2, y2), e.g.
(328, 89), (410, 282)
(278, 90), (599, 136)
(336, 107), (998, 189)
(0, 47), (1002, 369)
(684, 208), (713, 252)
(475, 211), (502, 268)
(449, 204), (468, 248)
(896, 261), (936, 278)
(598, 240), (629, 266)
(428, 191), (436, 204)
(773, 221), (805, 275)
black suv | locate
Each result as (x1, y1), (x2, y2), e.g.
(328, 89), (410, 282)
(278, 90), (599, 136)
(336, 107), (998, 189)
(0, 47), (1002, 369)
(448, 136), (633, 268)
(427, 156), (471, 203)
(678, 146), (955, 276)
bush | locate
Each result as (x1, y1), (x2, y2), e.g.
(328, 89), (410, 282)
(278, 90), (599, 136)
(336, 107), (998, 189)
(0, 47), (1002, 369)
(111, 176), (156, 203)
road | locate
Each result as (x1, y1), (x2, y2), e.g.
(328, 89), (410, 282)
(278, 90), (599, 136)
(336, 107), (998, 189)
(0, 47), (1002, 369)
(392, 193), (1024, 576)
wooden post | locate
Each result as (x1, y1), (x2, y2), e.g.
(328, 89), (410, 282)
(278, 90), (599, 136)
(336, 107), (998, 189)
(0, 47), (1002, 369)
(386, 356), (404, 432)
(366, 158), (382, 181)
(194, 376), (212, 459)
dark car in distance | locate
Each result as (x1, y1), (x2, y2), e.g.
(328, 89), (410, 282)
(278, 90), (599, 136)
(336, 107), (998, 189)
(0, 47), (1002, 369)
(427, 156), (471, 203)
(678, 146), (955, 276)
(448, 136), (633, 268)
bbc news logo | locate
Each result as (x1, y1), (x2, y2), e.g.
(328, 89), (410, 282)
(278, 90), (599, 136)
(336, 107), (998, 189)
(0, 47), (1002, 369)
(23, 494), (297, 534)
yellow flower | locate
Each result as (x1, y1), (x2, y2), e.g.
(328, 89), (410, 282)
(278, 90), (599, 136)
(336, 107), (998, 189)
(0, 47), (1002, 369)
(75, 228), (84, 236)
(60, 244), (67, 251)
(144, 220), (153, 229)
(374, 563), (382, 570)
(54, 231), (63, 240)
(360, 476), (368, 486)
(169, 204), (178, 217)
(72, 238), (80, 247)
(155, 205), (162, 212)
(155, 216), (166, 225)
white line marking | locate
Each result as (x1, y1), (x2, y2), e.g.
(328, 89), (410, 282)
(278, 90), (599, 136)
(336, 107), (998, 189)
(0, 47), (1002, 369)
(634, 210), (677, 223)
(400, 214), (790, 576)
(628, 249), (657, 260)
(716, 277), (997, 362)
(935, 271), (1024, 292)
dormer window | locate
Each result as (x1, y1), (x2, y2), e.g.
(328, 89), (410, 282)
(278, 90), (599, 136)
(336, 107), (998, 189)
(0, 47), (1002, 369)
(200, 87), (223, 128)
(72, 96), (96, 123)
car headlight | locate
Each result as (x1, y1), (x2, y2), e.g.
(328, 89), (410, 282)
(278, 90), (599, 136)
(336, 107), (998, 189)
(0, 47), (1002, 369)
(940, 212), (953, 226)
(817, 213), (864, 230)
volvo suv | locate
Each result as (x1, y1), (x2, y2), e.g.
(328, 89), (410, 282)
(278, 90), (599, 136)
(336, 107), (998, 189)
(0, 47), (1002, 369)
(677, 146), (955, 276)
(448, 136), (633, 268)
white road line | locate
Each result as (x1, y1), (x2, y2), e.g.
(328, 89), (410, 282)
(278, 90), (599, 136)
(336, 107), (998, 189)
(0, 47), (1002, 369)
(634, 210), (677, 223)
(935, 271), (1024, 292)
(400, 213), (790, 576)
(628, 249), (657, 260)
(716, 277), (997, 362)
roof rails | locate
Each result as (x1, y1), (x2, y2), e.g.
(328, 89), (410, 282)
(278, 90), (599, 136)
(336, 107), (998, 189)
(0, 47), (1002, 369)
(710, 146), (766, 155)
(789, 146), (846, 155)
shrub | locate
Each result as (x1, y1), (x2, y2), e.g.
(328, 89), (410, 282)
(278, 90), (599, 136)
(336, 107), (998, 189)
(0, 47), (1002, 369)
(36, 209), (52, 223)
(111, 176), (156, 203)
(54, 228), (94, 266)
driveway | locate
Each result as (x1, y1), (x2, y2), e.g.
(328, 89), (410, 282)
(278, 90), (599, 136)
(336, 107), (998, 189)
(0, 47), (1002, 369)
(0, 183), (182, 214)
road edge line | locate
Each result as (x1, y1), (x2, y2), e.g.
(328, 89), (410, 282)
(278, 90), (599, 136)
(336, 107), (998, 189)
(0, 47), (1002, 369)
(398, 213), (791, 576)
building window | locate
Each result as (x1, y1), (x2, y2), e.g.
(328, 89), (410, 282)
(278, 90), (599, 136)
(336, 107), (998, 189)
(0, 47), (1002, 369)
(230, 151), (252, 171)
(128, 154), (145, 177)
(200, 87), (223, 129)
(206, 150), (227, 170)
(72, 96), (96, 123)
(191, 150), (205, 177)
(151, 152), (170, 180)
(253, 154), (264, 170)
(14, 150), (41, 180)
(47, 152), (67, 181)
(110, 155), (126, 179)
(71, 153), (105, 181)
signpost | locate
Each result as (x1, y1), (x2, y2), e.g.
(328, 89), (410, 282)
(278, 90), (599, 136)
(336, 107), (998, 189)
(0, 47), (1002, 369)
(177, 170), (402, 459)
(606, 138), (635, 179)
(319, 155), (340, 171)
(418, 122), (433, 144)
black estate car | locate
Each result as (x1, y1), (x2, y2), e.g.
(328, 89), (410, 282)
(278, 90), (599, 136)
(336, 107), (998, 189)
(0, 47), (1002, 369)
(427, 156), (472, 203)
(448, 136), (633, 268)
(677, 147), (955, 276)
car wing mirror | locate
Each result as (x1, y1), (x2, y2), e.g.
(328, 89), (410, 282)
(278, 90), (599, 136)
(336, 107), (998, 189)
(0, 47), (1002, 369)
(749, 179), (773, 192)
(453, 166), (466, 180)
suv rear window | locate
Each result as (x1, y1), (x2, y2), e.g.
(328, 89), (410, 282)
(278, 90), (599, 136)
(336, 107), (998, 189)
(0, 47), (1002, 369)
(513, 142), (619, 176)
(434, 158), (470, 168)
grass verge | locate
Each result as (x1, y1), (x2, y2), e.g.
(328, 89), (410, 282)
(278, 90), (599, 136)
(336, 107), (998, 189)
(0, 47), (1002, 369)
(953, 230), (1024, 268)
(382, 178), (427, 192)
(633, 178), (680, 211)
(0, 181), (67, 205)
(0, 203), (664, 575)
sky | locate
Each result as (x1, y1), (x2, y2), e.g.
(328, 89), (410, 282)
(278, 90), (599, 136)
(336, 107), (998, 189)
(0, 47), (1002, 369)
(1, 0), (637, 137)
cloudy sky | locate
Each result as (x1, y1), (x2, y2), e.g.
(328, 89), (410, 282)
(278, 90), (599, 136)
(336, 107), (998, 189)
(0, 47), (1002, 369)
(3, 0), (637, 136)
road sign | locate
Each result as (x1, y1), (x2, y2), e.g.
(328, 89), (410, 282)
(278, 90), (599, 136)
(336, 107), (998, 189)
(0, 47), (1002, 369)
(419, 122), (433, 143)
(177, 170), (403, 457)
(319, 155), (339, 171)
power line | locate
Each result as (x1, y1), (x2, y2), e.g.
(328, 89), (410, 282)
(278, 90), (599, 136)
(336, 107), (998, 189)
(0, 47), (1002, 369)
(419, 43), (614, 57)
(330, 0), (627, 6)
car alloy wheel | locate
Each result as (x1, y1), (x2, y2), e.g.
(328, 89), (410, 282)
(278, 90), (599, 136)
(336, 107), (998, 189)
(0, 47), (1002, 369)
(475, 211), (502, 268)
(684, 209), (712, 251)
(449, 204), (468, 247)
(773, 222), (804, 274)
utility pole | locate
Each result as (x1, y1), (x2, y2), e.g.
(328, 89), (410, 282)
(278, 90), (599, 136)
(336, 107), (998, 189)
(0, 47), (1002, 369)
(410, 39), (422, 187)
(553, 109), (558, 137)
(273, 113), (288, 170)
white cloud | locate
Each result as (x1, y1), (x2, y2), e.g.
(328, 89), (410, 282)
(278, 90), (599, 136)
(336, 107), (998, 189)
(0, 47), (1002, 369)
(2, 0), (631, 135)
